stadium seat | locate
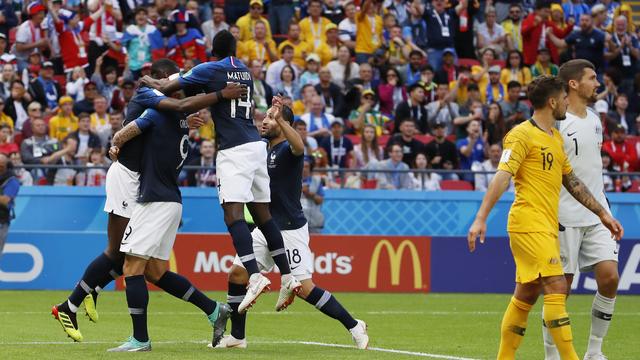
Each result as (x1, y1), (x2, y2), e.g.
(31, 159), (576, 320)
(378, 135), (390, 147)
(491, 59), (506, 69)
(346, 134), (360, 145)
(628, 180), (640, 193)
(361, 178), (377, 189)
(440, 180), (473, 190)
(457, 58), (480, 68)
(414, 135), (433, 144)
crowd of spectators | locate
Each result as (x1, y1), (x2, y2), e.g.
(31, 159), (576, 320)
(0, 0), (638, 192)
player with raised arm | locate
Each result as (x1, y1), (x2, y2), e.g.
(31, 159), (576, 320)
(141, 30), (302, 314)
(105, 61), (233, 352)
(467, 76), (623, 360)
(540, 60), (620, 360)
(214, 98), (369, 350)
(51, 59), (245, 342)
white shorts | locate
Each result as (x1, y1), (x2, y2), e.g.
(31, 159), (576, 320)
(233, 223), (313, 281)
(216, 141), (270, 205)
(104, 162), (139, 218)
(119, 202), (182, 260)
(559, 223), (619, 274)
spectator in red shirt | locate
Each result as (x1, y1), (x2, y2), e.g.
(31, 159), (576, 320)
(0, 124), (18, 155)
(521, 0), (573, 65)
(48, 4), (105, 73)
(603, 123), (639, 172)
(166, 10), (207, 69)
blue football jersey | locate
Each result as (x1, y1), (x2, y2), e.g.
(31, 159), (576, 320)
(178, 57), (260, 150)
(267, 140), (306, 230)
(119, 87), (167, 172)
(134, 108), (189, 203)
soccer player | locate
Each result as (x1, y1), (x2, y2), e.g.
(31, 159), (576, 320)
(141, 30), (302, 314)
(215, 98), (369, 349)
(540, 60), (620, 360)
(51, 59), (246, 342)
(105, 62), (233, 352)
(467, 76), (623, 360)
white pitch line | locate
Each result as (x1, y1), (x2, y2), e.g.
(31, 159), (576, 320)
(2, 310), (640, 316)
(0, 339), (481, 360)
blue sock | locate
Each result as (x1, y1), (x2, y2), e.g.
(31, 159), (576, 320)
(228, 220), (259, 275)
(227, 282), (247, 339)
(305, 287), (357, 330)
(125, 275), (149, 342)
(67, 253), (113, 308)
(258, 219), (291, 274)
(155, 271), (216, 315)
(96, 255), (124, 290)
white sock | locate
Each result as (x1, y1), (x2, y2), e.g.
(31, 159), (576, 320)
(542, 306), (561, 360)
(67, 299), (78, 313)
(587, 292), (615, 356)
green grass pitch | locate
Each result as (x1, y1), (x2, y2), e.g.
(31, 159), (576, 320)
(1, 291), (638, 359)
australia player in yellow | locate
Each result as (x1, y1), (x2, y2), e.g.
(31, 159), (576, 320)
(467, 76), (624, 360)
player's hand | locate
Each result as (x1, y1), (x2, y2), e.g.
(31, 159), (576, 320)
(139, 75), (166, 90)
(186, 112), (205, 129)
(109, 146), (120, 161)
(221, 82), (248, 100)
(467, 218), (487, 252)
(600, 214), (624, 241)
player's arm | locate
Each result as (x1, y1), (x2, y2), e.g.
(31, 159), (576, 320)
(156, 83), (247, 113)
(272, 99), (305, 156)
(562, 171), (624, 240)
(468, 170), (512, 252)
(140, 76), (183, 95)
(109, 122), (142, 160)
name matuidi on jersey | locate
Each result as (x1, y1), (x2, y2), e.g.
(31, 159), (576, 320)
(227, 71), (251, 81)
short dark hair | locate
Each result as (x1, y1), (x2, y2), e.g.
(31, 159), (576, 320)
(134, 7), (147, 15)
(78, 112), (91, 120)
(420, 64), (434, 73)
(211, 30), (236, 59)
(109, 111), (123, 117)
(507, 81), (522, 90)
(400, 118), (416, 126)
(280, 44), (294, 54)
(527, 75), (566, 109)
(293, 120), (307, 128)
(151, 59), (180, 79)
(509, 3), (522, 10)
(535, 0), (551, 10)
(309, 0), (323, 6)
(409, 50), (424, 58)
(558, 59), (595, 85)
(281, 105), (294, 125)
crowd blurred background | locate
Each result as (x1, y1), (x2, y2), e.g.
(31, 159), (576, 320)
(0, 0), (638, 192)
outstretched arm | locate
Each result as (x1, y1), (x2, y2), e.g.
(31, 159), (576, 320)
(272, 97), (305, 156)
(140, 76), (183, 95)
(562, 171), (624, 240)
(468, 170), (512, 252)
(156, 82), (247, 113)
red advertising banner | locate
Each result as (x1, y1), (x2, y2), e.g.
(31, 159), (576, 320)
(117, 234), (430, 293)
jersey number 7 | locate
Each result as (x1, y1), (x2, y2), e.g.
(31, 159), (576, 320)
(228, 83), (252, 119)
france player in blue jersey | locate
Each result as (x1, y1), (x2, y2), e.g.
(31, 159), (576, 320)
(215, 98), (369, 350)
(51, 59), (245, 343)
(141, 30), (301, 314)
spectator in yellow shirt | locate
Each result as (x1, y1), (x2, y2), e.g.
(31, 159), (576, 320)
(500, 50), (532, 88)
(355, 0), (383, 64)
(49, 96), (78, 142)
(315, 23), (340, 66)
(299, 0), (332, 52)
(90, 96), (110, 133)
(278, 22), (311, 69)
(480, 65), (506, 103)
(235, 0), (273, 42)
(0, 99), (14, 130)
(238, 20), (278, 66)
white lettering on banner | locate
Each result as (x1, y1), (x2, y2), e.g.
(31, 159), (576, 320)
(619, 244), (640, 290)
(191, 251), (352, 275)
(571, 273), (598, 291)
(193, 252), (234, 273)
(0, 244), (43, 282)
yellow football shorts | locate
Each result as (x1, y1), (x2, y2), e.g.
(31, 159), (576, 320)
(509, 232), (564, 284)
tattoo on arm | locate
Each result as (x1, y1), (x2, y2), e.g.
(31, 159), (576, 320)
(112, 122), (142, 149)
(562, 171), (606, 217)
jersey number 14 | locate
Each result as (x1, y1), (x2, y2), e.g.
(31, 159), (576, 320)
(229, 85), (252, 119)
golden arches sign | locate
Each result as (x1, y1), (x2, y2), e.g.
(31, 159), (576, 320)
(368, 239), (423, 289)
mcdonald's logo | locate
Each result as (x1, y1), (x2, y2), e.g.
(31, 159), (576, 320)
(368, 239), (423, 289)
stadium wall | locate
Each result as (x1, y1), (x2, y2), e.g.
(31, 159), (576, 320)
(1, 187), (639, 294)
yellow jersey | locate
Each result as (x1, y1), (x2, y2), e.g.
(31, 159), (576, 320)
(449, 80), (468, 104)
(198, 119), (214, 141)
(355, 13), (383, 54)
(315, 42), (338, 66)
(90, 113), (109, 132)
(498, 120), (572, 234)
(236, 13), (273, 42)
(49, 114), (78, 141)
(500, 67), (532, 88)
(278, 39), (312, 69)
(471, 65), (489, 91)
(299, 17), (332, 52)
(238, 39), (278, 66)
